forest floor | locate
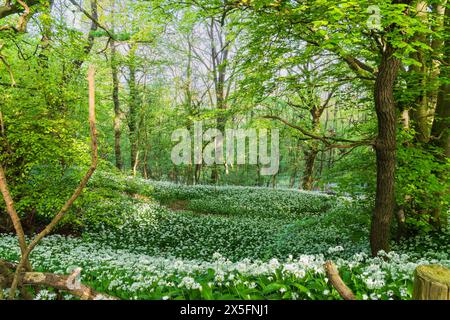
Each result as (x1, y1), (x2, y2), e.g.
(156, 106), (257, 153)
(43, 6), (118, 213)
(0, 173), (449, 300)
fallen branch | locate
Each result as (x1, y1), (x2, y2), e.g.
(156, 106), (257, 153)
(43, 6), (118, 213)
(324, 260), (356, 300)
(0, 259), (117, 300)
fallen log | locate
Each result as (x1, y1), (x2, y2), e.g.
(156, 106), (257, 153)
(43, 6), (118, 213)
(0, 259), (118, 300)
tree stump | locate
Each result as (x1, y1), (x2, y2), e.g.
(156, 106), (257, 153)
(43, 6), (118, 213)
(413, 265), (450, 300)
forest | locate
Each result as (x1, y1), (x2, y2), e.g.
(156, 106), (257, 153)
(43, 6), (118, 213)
(0, 0), (449, 301)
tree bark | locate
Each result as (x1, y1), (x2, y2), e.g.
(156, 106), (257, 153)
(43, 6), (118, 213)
(370, 44), (402, 256)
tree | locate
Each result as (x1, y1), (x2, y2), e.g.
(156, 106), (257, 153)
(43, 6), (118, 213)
(227, 0), (443, 254)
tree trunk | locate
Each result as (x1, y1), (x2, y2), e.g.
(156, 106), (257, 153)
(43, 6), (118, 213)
(289, 166), (298, 188)
(428, 4), (450, 227)
(410, 1), (430, 143)
(431, 5), (450, 158)
(302, 106), (322, 190)
(271, 173), (278, 188)
(111, 40), (123, 170)
(302, 146), (318, 190)
(209, 15), (229, 184)
(127, 53), (138, 171)
(370, 44), (402, 256)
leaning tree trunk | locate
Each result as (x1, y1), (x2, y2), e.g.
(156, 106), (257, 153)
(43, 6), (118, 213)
(370, 44), (402, 256)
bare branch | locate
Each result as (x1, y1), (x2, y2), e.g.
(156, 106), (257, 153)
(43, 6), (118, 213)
(0, 0), (39, 20)
(0, 0), (35, 32)
(263, 115), (374, 148)
(68, 0), (115, 40)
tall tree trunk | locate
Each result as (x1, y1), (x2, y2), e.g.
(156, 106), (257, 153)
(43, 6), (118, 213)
(370, 44), (402, 256)
(431, 5), (450, 158)
(142, 148), (149, 179)
(127, 51), (138, 171)
(111, 40), (123, 170)
(209, 15), (229, 184)
(429, 4), (450, 227)
(410, 1), (430, 143)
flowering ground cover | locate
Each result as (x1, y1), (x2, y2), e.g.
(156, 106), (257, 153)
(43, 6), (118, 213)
(0, 173), (448, 300)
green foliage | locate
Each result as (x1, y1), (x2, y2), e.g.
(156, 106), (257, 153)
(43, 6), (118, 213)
(396, 131), (450, 233)
(0, 174), (448, 300)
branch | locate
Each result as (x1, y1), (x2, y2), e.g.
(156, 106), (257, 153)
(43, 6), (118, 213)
(263, 115), (374, 148)
(0, 0), (38, 20)
(0, 166), (29, 260)
(0, 0), (35, 32)
(16, 0), (30, 31)
(0, 54), (16, 86)
(8, 65), (98, 299)
(72, 0), (99, 69)
(324, 261), (356, 300)
(68, 0), (115, 40)
(341, 54), (376, 80)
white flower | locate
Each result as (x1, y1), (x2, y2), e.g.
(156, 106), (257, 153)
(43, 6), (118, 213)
(212, 252), (222, 260)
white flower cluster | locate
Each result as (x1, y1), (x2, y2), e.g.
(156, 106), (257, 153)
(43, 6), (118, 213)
(0, 175), (448, 300)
